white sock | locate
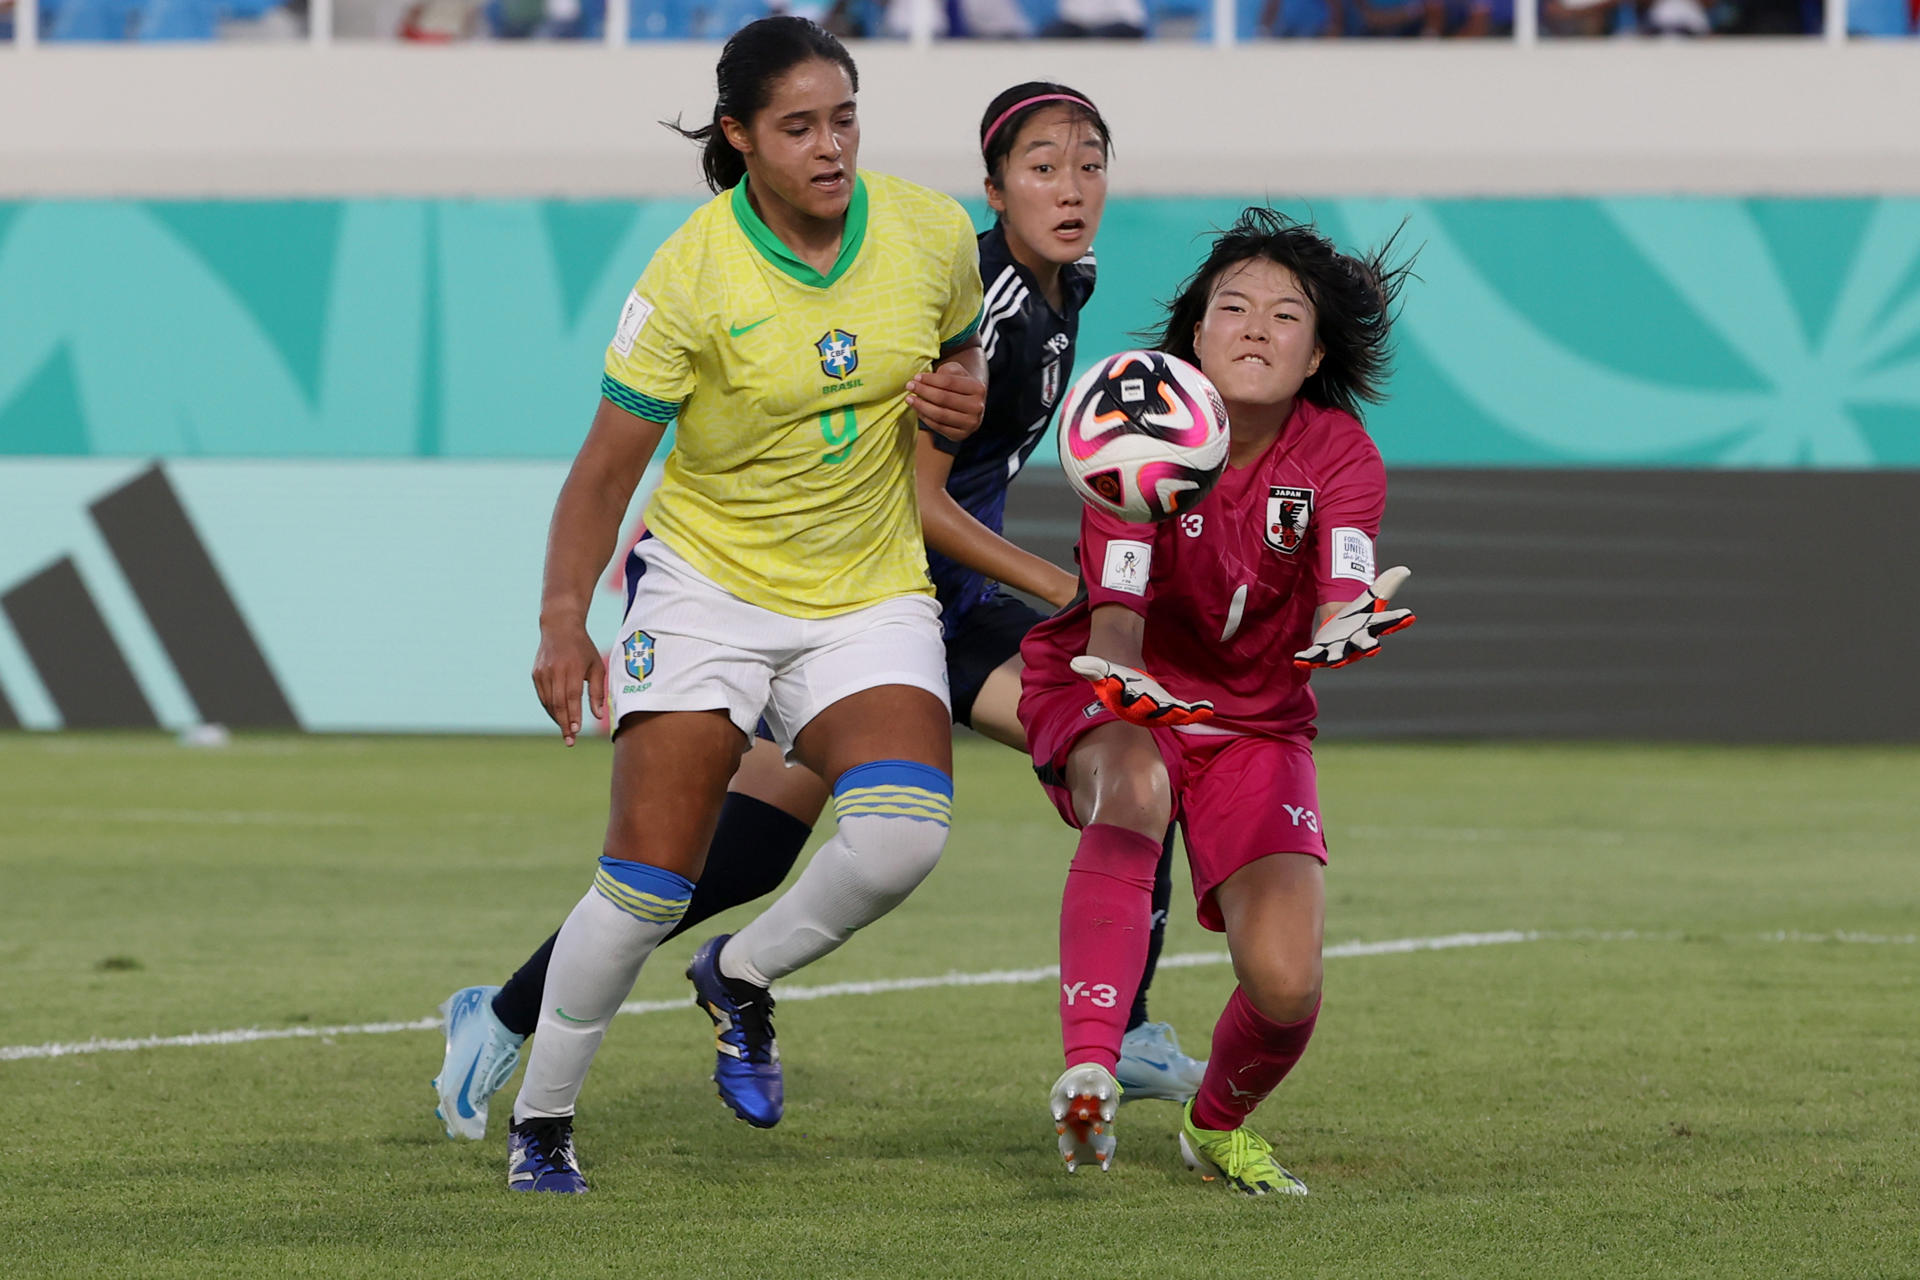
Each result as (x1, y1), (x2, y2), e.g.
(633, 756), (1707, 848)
(721, 761), (951, 988)
(512, 858), (692, 1122)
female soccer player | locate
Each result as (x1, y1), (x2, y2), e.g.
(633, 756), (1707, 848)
(493, 16), (987, 1194)
(1019, 208), (1415, 1194)
(435, 81), (1210, 1157)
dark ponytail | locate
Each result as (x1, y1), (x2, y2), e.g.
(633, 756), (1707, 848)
(664, 15), (859, 194)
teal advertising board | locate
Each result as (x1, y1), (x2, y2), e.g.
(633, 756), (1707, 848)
(3, 196), (1918, 733)
(2, 197), (1917, 467)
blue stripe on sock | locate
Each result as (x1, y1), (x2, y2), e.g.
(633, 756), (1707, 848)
(834, 760), (953, 801)
(594, 856), (694, 913)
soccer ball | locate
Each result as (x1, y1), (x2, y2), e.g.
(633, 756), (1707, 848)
(1056, 350), (1230, 523)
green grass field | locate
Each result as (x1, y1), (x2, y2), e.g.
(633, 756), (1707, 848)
(2, 734), (1916, 1278)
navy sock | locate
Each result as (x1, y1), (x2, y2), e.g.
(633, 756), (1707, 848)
(667, 792), (814, 941)
(492, 931), (557, 1038)
(489, 792), (814, 1038)
(1127, 827), (1177, 1033)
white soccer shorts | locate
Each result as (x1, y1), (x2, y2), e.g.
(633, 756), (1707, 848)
(607, 535), (949, 753)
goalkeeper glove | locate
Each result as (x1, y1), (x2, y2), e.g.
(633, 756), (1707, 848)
(1293, 566), (1416, 670)
(1070, 656), (1215, 727)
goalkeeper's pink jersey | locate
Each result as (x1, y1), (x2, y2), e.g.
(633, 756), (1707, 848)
(1022, 399), (1387, 738)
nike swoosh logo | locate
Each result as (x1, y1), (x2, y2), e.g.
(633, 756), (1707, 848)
(1134, 1058), (1169, 1071)
(729, 316), (774, 337)
(454, 1058), (481, 1118)
(554, 1007), (592, 1024)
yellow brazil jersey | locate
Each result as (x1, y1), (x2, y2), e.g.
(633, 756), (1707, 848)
(601, 171), (984, 618)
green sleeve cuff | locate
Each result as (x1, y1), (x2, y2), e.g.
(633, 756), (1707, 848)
(601, 374), (680, 424)
(940, 309), (983, 352)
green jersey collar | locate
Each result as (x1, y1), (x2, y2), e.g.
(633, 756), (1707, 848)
(731, 174), (869, 289)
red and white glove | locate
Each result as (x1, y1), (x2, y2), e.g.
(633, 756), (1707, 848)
(1070, 656), (1215, 728)
(1293, 566), (1417, 670)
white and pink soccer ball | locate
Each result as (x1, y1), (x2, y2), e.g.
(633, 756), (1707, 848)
(1057, 350), (1230, 524)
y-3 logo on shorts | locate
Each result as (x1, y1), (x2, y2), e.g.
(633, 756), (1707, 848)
(1284, 804), (1319, 833)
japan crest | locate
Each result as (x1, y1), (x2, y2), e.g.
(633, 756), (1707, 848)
(1040, 358), (1063, 409)
(1265, 486), (1314, 555)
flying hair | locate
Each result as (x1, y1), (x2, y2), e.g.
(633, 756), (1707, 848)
(1146, 207), (1415, 423)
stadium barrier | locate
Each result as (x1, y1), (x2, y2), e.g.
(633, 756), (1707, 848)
(2, 45), (1918, 198)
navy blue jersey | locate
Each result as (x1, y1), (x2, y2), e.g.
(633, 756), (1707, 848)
(927, 223), (1097, 632)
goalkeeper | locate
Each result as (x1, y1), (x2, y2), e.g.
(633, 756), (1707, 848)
(1016, 208), (1415, 1196)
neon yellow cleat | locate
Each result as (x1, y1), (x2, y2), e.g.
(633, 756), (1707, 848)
(1178, 1099), (1309, 1196)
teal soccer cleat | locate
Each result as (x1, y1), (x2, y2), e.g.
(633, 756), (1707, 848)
(1116, 1021), (1208, 1103)
(432, 985), (525, 1141)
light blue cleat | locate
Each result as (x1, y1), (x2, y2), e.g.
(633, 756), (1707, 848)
(1116, 1021), (1208, 1103)
(432, 985), (525, 1141)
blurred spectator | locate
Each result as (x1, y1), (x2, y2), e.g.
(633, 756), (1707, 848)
(849, 0), (1035, 37)
(1259, 0), (1512, 35)
(1041, 0), (1147, 36)
(1433, 0), (1512, 33)
(1849, 0), (1915, 31)
(34, 0), (297, 36)
(397, 0), (484, 36)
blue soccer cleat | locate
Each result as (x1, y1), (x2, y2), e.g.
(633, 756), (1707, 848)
(507, 1115), (588, 1193)
(686, 934), (784, 1128)
(432, 985), (525, 1141)
(1116, 1020), (1209, 1104)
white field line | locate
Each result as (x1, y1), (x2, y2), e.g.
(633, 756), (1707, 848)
(2, 929), (1913, 1064)
(7, 810), (1649, 840)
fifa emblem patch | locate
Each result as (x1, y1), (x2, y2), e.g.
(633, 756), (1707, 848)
(623, 630), (655, 681)
(816, 329), (859, 380)
(1265, 486), (1314, 555)
(1041, 358), (1063, 409)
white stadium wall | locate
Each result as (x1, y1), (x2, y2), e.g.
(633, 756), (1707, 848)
(2, 43), (1919, 199)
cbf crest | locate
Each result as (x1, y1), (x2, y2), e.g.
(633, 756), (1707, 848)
(1265, 486), (1314, 555)
(622, 629), (655, 681)
(816, 329), (859, 380)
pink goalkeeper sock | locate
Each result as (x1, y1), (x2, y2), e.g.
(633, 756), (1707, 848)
(1190, 987), (1320, 1132)
(1059, 823), (1163, 1073)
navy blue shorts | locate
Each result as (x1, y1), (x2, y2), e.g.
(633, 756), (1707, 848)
(754, 590), (1046, 740)
(943, 591), (1046, 728)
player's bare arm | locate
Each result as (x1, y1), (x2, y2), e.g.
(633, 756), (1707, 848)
(914, 431), (1079, 608)
(906, 335), (987, 442)
(533, 399), (669, 746)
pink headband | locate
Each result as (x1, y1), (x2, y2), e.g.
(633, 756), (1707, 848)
(981, 93), (1098, 155)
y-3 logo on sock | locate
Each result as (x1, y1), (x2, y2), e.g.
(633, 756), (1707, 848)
(1061, 982), (1119, 1008)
